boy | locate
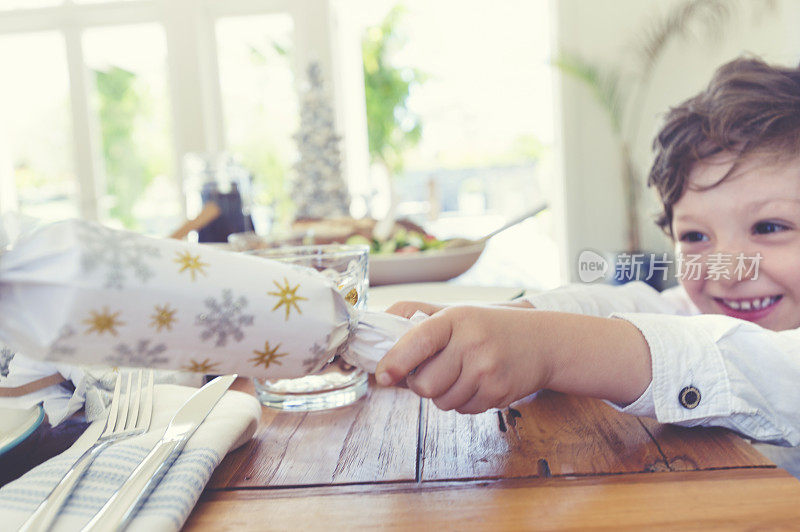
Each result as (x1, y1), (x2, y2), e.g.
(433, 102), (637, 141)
(375, 56), (800, 447)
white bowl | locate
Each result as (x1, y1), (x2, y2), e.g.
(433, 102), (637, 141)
(369, 241), (486, 286)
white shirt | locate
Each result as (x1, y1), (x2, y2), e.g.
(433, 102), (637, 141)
(521, 281), (800, 446)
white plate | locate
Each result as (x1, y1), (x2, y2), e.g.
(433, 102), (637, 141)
(0, 405), (44, 456)
(369, 283), (525, 311)
(369, 242), (486, 286)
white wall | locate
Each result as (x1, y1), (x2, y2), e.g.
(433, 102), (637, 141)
(554, 0), (800, 281)
(0, 126), (15, 212)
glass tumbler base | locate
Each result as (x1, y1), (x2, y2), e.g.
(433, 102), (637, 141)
(253, 370), (368, 411)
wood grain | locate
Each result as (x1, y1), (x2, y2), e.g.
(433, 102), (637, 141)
(186, 469), (800, 531)
(209, 378), (420, 488)
(420, 391), (669, 481)
(638, 417), (773, 471)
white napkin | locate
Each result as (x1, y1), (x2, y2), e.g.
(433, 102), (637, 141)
(0, 353), (86, 425)
(345, 310), (428, 373)
(0, 351), (204, 426)
(0, 383), (261, 532)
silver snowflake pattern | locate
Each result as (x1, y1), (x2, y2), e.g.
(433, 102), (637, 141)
(46, 325), (77, 361)
(195, 289), (255, 347)
(105, 339), (169, 367)
(0, 345), (14, 377)
(78, 221), (161, 289)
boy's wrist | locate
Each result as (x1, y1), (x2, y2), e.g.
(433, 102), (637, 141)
(533, 312), (652, 405)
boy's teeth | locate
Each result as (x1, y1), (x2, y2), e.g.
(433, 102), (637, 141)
(722, 296), (777, 311)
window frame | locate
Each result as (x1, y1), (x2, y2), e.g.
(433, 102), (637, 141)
(0, 0), (349, 223)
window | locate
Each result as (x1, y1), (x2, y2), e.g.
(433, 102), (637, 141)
(215, 13), (298, 225)
(0, 0), (336, 236)
(0, 0), (561, 287)
(83, 22), (176, 234)
(334, 0), (560, 287)
(0, 31), (76, 221)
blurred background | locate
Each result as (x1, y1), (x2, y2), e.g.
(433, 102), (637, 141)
(0, 0), (797, 288)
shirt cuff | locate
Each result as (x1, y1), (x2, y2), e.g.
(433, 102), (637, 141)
(610, 312), (734, 424)
(604, 381), (656, 417)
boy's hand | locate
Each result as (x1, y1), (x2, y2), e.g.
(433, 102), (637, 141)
(376, 306), (550, 414)
(376, 306), (652, 414)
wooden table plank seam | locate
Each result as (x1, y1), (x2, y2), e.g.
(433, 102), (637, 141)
(200, 467), (791, 502)
(187, 469), (800, 530)
(204, 458), (779, 500)
(635, 416), (671, 471)
(416, 397), (427, 482)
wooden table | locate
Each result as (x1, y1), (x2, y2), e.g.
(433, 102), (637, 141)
(185, 378), (800, 530)
(5, 285), (797, 528)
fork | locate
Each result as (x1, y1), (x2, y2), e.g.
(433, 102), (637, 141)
(20, 369), (154, 532)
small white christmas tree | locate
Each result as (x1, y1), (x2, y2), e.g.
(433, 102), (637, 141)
(290, 62), (351, 219)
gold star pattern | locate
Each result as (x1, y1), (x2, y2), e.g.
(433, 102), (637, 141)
(84, 307), (124, 336)
(174, 250), (208, 281)
(182, 358), (220, 374)
(345, 288), (359, 306)
(150, 304), (177, 332)
(268, 277), (308, 320)
(250, 341), (289, 369)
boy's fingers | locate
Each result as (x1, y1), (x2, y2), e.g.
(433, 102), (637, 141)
(376, 313), (453, 386)
(406, 348), (462, 399)
(456, 386), (500, 415)
(430, 374), (479, 412)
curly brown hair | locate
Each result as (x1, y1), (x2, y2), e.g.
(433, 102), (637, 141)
(648, 56), (800, 236)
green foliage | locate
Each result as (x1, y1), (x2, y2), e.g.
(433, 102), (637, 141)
(95, 66), (155, 229)
(552, 54), (623, 136)
(510, 134), (547, 163)
(238, 140), (293, 223)
(362, 5), (424, 175)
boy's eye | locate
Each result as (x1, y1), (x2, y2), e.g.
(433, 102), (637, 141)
(679, 231), (708, 243)
(753, 221), (789, 235)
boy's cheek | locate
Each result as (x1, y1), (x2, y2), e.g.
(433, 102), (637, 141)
(678, 277), (713, 312)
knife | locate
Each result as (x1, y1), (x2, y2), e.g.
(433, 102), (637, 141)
(81, 374), (238, 532)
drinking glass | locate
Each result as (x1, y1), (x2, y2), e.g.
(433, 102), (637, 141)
(249, 244), (369, 411)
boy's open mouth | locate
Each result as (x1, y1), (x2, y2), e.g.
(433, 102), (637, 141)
(714, 295), (782, 313)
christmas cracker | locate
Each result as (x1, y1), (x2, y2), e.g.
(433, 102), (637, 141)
(0, 217), (412, 378)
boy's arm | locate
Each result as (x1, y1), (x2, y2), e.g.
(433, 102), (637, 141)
(529, 311), (652, 405)
(381, 303), (800, 445)
(611, 311), (800, 446)
(376, 306), (652, 412)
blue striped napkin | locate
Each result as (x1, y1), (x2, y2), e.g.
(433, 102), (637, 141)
(0, 384), (260, 531)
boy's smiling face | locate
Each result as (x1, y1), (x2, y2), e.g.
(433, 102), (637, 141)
(672, 151), (800, 331)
